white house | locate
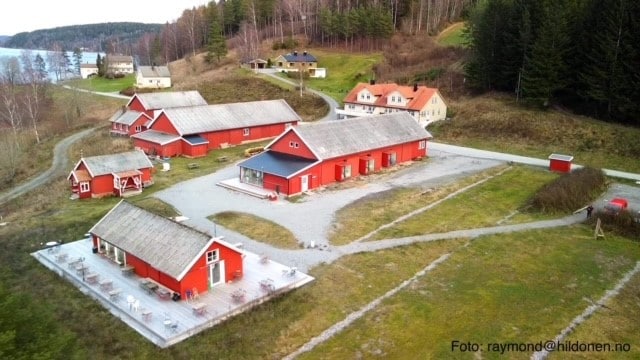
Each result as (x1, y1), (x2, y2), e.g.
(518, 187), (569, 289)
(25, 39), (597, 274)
(337, 82), (448, 126)
(105, 54), (134, 75)
(136, 66), (172, 89)
(80, 63), (98, 79)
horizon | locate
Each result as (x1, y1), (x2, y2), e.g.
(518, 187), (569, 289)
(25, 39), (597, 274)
(0, 0), (208, 36)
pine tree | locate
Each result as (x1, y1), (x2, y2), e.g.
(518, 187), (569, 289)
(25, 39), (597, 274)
(521, 0), (569, 107)
(72, 47), (83, 75)
(96, 54), (104, 77)
(34, 54), (47, 81)
(206, 6), (228, 63)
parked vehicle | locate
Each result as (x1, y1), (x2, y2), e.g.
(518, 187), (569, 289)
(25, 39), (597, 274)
(604, 198), (628, 215)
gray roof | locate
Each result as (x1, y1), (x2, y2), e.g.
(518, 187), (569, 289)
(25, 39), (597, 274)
(106, 54), (133, 63)
(89, 201), (214, 280)
(292, 113), (432, 160)
(130, 91), (207, 110)
(81, 150), (153, 176)
(239, 151), (317, 178)
(131, 130), (181, 145)
(159, 99), (301, 135)
(80, 63), (98, 69)
(282, 52), (317, 62)
(109, 109), (150, 126)
(138, 65), (171, 78)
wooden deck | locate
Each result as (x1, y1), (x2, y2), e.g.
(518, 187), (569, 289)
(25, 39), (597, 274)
(31, 238), (314, 348)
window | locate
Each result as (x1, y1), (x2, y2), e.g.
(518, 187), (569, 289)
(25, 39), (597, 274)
(80, 182), (90, 192)
(135, 125), (142, 132)
(243, 128), (250, 136)
(289, 141), (299, 148)
(391, 96), (396, 102)
(206, 249), (219, 264)
(366, 94), (370, 100)
(419, 140), (427, 149)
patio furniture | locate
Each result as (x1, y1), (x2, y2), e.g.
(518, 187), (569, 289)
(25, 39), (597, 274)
(109, 288), (122, 302)
(259, 254), (270, 264)
(55, 253), (68, 263)
(156, 287), (171, 300)
(127, 295), (136, 311)
(121, 265), (135, 277)
(85, 272), (99, 285)
(282, 267), (297, 277)
(67, 258), (82, 270)
(99, 279), (113, 292)
(75, 263), (89, 276)
(141, 309), (152, 322)
(259, 278), (275, 292)
(231, 289), (246, 303)
(140, 279), (159, 295)
(192, 302), (207, 316)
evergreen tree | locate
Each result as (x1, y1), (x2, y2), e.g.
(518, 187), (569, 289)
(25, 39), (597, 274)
(206, 6), (227, 63)
(72, 47), (83, 75)
(96, 54), (104, 77)
(521, 0), (569, 107)
(34, 54), (47, 81)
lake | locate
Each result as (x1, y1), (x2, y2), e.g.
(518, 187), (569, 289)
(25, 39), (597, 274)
(0, 47), (104, 82)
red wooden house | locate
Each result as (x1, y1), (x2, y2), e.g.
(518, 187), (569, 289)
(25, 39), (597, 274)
(131, 99), (301, 158)
(126, 90), (208, 118)
(109, 107), (153, 136)
(89, 201), (244, 299)
(67, 150), (154, 199)
(237, 112), (432, 196)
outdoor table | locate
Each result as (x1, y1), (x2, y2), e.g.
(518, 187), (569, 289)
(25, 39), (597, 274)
(141, 309), (152, 322)
(156, 287), (171, 300)
(85, 272), (99, 285)
(231, 289), (246, 303)
(140, 280), (159, 295)
(259, 278), (275, 292)
(192, 302), (207, 316)
(99, 279), (113, 292)
(108, 288), (122, 302)
(121, 265), (135, 277)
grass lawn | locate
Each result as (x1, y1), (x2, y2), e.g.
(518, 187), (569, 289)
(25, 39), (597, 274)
(299, 228), (640, 359)
(438, 22), (467, 47)
(303, 49), (383, 103)
(208, 211), (300, 249)
(371, 165), (560, 240)
(64, 74), (135, 92)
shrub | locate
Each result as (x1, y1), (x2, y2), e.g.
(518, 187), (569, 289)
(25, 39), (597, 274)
(529, 167), (607, 213)
(586, 210), (640, 240)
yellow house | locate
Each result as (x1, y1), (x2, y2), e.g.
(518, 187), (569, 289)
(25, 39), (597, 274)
(274, 50), (317, 73)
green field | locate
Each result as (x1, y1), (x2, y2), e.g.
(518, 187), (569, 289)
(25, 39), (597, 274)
(66, 74), (135, 92)
(437, 22), (467, 47)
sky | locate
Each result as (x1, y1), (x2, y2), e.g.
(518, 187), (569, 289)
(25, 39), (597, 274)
(0, 0), (210, 36)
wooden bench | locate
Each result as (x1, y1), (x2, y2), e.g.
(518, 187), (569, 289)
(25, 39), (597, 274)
(187, 163), (200, 169)
(216, 156), (229, 163)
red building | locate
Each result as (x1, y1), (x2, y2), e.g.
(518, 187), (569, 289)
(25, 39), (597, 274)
(548, 154), (573, 173)
(237, 112), (432, 196)
(67, 150), (154, 199)
(109, 108), (153, 136)
(132, 99), (301, 158)
(89, 201), (244, 300)
(108, 91), (208, 137)
(126, 91), (208, 118)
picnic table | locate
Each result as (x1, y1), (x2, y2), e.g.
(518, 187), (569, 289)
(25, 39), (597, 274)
(192, 302), (207, 316)
(140, 279), (159, 295)
(187, 163), (200, 169)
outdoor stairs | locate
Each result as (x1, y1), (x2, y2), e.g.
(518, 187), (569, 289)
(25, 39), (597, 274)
(216, 179), (269, 199)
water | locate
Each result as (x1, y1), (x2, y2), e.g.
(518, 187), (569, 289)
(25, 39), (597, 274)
(0, 47), (104, 82)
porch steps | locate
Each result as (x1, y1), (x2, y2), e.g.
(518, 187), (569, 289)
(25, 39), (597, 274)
(216, 179), (270, 199)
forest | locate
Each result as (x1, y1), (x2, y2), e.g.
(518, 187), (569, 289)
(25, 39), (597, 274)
(464, 0), (640, 124)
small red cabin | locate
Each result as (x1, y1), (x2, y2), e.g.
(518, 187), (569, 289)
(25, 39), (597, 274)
(89, 201), (244, 300)
(548, 154), (573, 173)
(67, 150), (154, 199)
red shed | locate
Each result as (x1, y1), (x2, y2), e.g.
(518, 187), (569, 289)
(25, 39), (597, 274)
(237, 112), (432, 196)
(89, 201), (244, 299)
(132, 99), (301, 157)
(548, 154), (573, 173)
(126, 91), (207, 119)
(67, 150), (154, 199)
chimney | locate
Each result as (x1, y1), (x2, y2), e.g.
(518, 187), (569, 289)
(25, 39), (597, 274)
(370, 79), (376, 85)
(293, 50), (298, 56)
(303, 50), (307, 56)
(413, 83), (418, 92)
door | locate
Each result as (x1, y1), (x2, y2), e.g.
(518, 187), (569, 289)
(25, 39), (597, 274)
(300, 175), (309, 192)
(209, 261), (225, 287)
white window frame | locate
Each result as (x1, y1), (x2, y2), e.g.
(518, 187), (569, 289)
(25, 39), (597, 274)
(135, 125), (142, 132)
(206, 249), (219, 264)
(243, 128), (250, 136)
(80, 182), (90, 192)
(419, 140), (427, 149)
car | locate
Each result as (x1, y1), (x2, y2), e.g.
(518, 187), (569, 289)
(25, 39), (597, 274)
(604, 198), (628, 215)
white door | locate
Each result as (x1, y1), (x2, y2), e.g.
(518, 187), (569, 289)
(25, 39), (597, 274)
(300, 175), (309, 192)
(209, 261), (225, 286)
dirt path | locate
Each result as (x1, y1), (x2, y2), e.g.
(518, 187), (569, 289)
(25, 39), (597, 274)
(0, 127), (97, 205)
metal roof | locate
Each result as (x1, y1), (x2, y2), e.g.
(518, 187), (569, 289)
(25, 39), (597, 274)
(89, 201), (214, 280)
(292, 113), (432, 160)
(182, 134), (209, 145)
(109, 108), (150, 126)
(281, 52), (317, 62)
(81, 150), (153, 177)
(160, 99), (301, 135)
(130, 91), (207, 110)
(239, 151), (318, 178)
(138, 65), (171, 78)
(131, 130), (182, 145)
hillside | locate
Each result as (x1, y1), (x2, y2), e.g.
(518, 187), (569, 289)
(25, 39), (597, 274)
(4, 22), (162, 51)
